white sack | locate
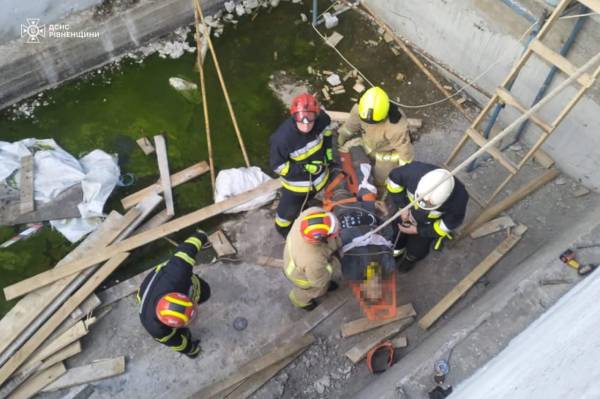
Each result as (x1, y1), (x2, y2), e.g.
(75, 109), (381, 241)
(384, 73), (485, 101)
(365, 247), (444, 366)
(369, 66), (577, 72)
(214, 167), (276, 213)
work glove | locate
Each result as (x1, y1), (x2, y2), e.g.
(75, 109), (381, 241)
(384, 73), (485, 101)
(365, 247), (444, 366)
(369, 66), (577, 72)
(304, 161), (324, 175)
(194, 228), (209, 248)
(186, 339), (202, 359)
(337, 132), (347, 147)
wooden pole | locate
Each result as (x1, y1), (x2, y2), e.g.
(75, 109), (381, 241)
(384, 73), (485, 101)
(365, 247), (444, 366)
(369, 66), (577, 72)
(193, 0), (251, 167)
(193, 10), (216, 192)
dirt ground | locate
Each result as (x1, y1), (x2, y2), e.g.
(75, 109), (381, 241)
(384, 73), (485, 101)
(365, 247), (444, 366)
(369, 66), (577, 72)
(34, 7), (600, 399)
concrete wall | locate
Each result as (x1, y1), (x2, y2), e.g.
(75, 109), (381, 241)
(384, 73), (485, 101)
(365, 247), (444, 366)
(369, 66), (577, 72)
(0, 0), (102, 44)
(0, 0), (223, 111)
(365, 0), (600, 191)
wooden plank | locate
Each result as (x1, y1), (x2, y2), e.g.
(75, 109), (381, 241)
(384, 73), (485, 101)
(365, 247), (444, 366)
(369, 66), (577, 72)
(3, 209), (140, 300)
(18, 155), (34, 215)
(0, 252), (130, 385)
(469, 216), (515, 239)
(136, 137), (155, 155)
(133, 209), (173, 235)
(578, 0), (600, 15)
(42, 357), (125, 392)
(419, 226), (527, 330)
(466, 128), (518, 174)
(120, 161), (209, 209)
(255, 256), (283, 268)
(533, 149), (555, 169)
(209, 230), (236, 257)
(0, 211), (127, 362)
(529, 39), (594, 88)
(462, 169), (558, 235)
(496, 88), (553, 133)
(153, 135), (174, 216)
(189, 335), (315, 399)
(345, 318), (414, 364)
(37, 342), (81, 372)
(341, 304), (416, 338)
(7, 179), (281, 295)
(8, 362), (66, 399)
(115, 194), (162, 241)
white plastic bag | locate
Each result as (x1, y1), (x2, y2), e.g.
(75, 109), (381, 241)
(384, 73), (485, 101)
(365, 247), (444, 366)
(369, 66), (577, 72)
(214, 167), (276, 213)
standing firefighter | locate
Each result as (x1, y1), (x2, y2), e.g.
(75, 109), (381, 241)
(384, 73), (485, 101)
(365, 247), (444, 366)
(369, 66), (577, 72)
(337, 87), (414, 189)
(270, 93), (333, 237)
(137, 229), (211, 358)
(386, 162), (469, 272)
(283, 207), (340, 311)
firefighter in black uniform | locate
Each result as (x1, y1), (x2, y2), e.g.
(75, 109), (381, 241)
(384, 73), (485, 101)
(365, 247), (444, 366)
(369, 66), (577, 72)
(270, 93), (333, 237)
(386, 162), (469, 272)
(137, 229), (211, 358)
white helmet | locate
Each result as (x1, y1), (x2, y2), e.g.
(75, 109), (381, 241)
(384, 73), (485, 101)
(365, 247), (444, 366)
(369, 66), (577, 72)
(415, 169), (455, 210)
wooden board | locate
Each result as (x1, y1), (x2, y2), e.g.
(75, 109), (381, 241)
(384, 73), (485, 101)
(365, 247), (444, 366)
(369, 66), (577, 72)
(0, 211), (126, 361)
(419, 226), (527, 330)
(120, 161), (209, 209)
(136, 137), (155, 155)
(153, 135), (175, 216)
(9, 179), (281, 295)
(0, 185), (82, 226)
(133, 209), (173, 235)
(42, 357), (125, 392)
(19, 155), (34, 215)
(341, 303), (416, 338)
(8, 362), (66, 399)
(0, 252), (130, 385)
(469, 216), (515, 239)
(209, 230), (236, 257)
(3, 209), (140, 300)
(255, 256), (283, 268)
(189, 335), (315, 399)
(115, 194), (162, 241)
(345, 317), (414, 364)
(37, 341), (81, 372)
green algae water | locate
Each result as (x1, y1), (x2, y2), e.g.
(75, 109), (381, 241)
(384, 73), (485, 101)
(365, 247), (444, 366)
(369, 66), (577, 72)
(0, 2), (439, 315)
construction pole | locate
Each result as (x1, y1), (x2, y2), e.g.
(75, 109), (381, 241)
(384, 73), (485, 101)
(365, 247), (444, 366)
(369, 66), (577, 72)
(193, 7), (216, 192)
(193, 0), (251, 167)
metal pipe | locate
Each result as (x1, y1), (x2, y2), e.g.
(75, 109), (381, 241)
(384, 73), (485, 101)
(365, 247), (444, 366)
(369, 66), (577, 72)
(312, 0), (318, 25)
(499, 0), (537, 23)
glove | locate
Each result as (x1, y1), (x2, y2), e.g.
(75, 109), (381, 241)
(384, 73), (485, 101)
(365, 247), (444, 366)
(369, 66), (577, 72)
(325, 148), (333, 163)
(304, 161), (324, 175)
(194, 229), (209, 247)
(186, 339), (202, 359)
(337, 132), (347, 146)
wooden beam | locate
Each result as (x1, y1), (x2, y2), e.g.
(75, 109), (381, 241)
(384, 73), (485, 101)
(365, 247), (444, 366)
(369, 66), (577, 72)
(0, 211), (127, 362)
(0, 252), (130, 385)
(209, 230), (236, 258)
(133, 209), (173, 235)
(469, 216), (515, 239)
(341, 304), (416, 338)
(461, 169), (558, 236)
(3, 209), (140, 301)
(136, 137), (155, 155)
(18, 155), (34, 215)
(189, 335), (315, 399)
(42, 357), (125, 392)
(255, 256), (283, 268)
(153, 135), (175, 216)
(8, 362), (66, 399)
(345, 318), (414, 364)
(419, 225), (527, 330)
(5, 179), (281, 297)
(120, 161), (209, 210)
(37, 341), (81, 372)
(115, 194), (162, 241)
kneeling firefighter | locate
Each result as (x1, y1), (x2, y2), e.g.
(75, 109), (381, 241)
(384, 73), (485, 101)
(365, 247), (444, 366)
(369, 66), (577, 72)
(137, 229), (211, 359)
(386, 162), (469, 272)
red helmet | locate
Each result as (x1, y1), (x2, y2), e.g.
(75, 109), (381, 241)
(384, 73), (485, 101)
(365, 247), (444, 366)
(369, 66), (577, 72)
(290, 93), (320, 125)
(300, 211), (338, 244)
(155, 292), (197, 328)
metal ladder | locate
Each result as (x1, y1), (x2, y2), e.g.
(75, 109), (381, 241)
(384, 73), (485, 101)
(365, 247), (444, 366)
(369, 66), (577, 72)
(445, 0), (600, 207)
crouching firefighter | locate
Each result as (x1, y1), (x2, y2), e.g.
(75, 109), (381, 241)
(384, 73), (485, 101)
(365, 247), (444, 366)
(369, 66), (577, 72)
(137, 229), (211, 359)
(386, 162), (469, 272)
(283, 207), (340, 311)
(270, 93), (334, 237)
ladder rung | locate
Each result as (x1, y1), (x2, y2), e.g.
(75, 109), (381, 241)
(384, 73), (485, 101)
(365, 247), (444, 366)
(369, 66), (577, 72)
(496, 88), (553, 133)
(578, 0), (600, 15)
(465, 128), (518, 175)
(529, 39), (595, 88)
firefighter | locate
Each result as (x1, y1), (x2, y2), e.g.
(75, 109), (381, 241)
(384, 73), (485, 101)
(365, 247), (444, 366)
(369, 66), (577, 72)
(386, 162), (469, 272)
(283, 207), (340, 311)
(137, 229), (211, 358)
(270, 93), (334, 237)
(337, 86), (414, 189)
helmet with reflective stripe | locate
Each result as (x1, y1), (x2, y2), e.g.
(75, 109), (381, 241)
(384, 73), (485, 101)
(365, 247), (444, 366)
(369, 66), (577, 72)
(415, 169), (455, 211)
(300, 211), (338, 244)
(358, 87), (390, 123)
(155, 292), (197, 328)
(290, 93), (320, 125)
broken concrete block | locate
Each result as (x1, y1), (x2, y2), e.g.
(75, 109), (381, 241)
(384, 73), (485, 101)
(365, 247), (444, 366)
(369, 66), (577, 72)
(396, 73), (405, 82)
(300, 13), (308, 22)
(326, 31), (344, 47)
(327, 74), (342, 86)
(383, 32), (394, 43)
(573, 186), (590, 197)
(224, 1), (235, 13)
(352, 82), (365, 93)
(235, 4), (245, 16)
(390, 47), (400, 56)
